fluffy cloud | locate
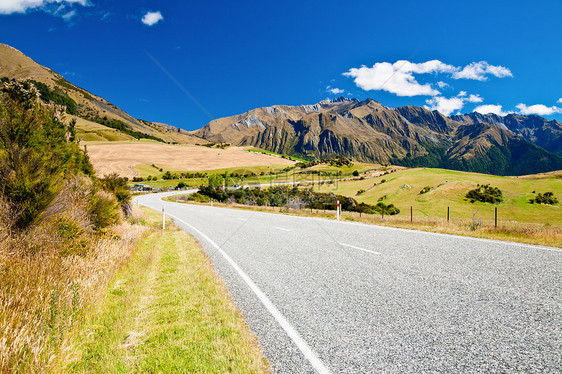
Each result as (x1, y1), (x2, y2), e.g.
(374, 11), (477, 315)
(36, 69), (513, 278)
(516, 103), (562, 116)
(0, 0), (87, 15)
(343, 60), (456, 97)
(425, 92), (484, 115)
(344, 60), (512, 97)
(326, 86), (344, 95)
(425, 96), (465, 116)
(142, 10), (163, 26)
(474, 104), (507, 116)
(452, 61), (512, 81)
(558, 98), (562, 104)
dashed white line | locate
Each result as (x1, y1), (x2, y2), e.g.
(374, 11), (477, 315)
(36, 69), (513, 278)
(339, 242), (381, 255)
(166, 213), (332, 374)
(274, 226), (291, 232)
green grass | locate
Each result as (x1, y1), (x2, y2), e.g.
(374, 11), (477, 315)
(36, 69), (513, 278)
(134, 162), (382, 188)
(315, 167), (562, 226)
(246, 147), (309, 162)
(65, 208), (270, 373)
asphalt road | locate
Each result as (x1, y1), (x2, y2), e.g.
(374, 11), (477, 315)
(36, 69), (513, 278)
(137, 192), (561, 373)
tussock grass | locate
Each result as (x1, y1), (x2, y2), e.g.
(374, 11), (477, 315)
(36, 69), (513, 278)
(0, 219), (148, 373)
(0, 172), (148, 372)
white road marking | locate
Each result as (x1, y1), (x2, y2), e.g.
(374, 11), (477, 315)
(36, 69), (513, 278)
(339, 242), (381, 255)
(274, 226), (291, 232)
(165, 213), (332, 374)
(238, 218), (248, 221)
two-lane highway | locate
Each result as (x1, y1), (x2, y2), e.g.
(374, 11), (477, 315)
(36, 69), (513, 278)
(137, 192), (561, 373)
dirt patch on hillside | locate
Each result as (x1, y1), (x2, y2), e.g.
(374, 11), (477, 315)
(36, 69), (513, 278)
(87, 142), (295, 177)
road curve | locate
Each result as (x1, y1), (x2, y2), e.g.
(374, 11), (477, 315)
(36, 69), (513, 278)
(137, 192), (561, 373)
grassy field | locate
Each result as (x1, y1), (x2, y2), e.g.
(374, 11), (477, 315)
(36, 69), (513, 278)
(63, 207), (270, 373)
(312, 168), (562, 227)
(86, 142), (295, 178)
(246, 147), (309, 162)
(136, 162), (383, 188)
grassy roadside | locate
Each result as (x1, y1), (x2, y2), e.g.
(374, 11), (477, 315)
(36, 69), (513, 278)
(168, 198), (562, 248)
(63, 207), (270, 373)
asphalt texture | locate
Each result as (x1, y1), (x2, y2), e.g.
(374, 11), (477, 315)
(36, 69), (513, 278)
(138, 192), (561, 373)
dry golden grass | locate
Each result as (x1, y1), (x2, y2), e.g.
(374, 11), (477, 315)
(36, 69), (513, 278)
(0, 180), (150, 374)
(175, 199), (562, 248)
(86, 142), (295, 178)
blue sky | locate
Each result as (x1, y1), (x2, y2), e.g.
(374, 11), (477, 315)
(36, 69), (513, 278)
(1, 0), (561, 130)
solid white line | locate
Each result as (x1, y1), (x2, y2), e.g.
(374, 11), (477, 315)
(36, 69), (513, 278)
(237, 218), (248, 221)
(166, 213), (332, 374)
(339, 242), (381, 255)
(274, 226), (291, 232)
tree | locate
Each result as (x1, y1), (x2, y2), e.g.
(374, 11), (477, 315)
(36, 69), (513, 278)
(0, 81), (94, 229)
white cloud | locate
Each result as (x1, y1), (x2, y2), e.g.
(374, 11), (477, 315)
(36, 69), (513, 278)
(0, 0), (87, 15)
(326, 86), (344, 95)
(557, 98), (562, 104)
(61, 8), (75, 20)
(452, 61), (512, 81)
(344, 59), (512, 97)
(343, 60), (455, 97)
(467, 94), (483, 103)
(516, 103), (562, 116)
(474, 104), (507, 116)
(142, 10), (163, 26)
(425, 92), (484, 115)
(425, 96), (465, 116)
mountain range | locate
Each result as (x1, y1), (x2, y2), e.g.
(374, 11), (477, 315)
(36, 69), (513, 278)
(1, 43), (561, 176)
(192, 98), (562, 175)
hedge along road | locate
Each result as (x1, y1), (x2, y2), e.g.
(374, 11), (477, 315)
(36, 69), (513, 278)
(136, 191), (561, 373)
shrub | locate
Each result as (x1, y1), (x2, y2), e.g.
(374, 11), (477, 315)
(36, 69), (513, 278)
(465, 184), (503, 204)
(529, 192), (558, 205)
(89, 189), (120, 229)
(352, 170), (360, 177)
(419, 186), (431, 194)
(356, 189), (366, 195)
(188, 192), (210, 203)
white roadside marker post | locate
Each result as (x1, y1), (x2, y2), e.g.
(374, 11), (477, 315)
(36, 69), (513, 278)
(211, 198), (213, 207)
(337, 200), (340, 220)
(162, 206), (165, 230)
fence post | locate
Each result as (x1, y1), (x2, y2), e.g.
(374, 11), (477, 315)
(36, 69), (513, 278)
(162, 206), (165, 230)
(495, 207), (498, 228)
(410, 206), (413, 222)
(336, 200), (340, 220)
(211, 198), (213, 207)
(447, 206), (450, 223)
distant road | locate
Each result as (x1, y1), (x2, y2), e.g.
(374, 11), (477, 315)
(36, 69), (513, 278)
(137, 192), (561, 373)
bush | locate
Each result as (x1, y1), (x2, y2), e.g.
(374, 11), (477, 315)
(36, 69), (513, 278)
(89, 189), (120, 228)
(352, 170), (360, 177)
(356, 189), (365, 195)
(419, 186), (431, 194)
(465, 184), (503, 204)
(188, 192), (210, 203)
(529, 192), (558, 205)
